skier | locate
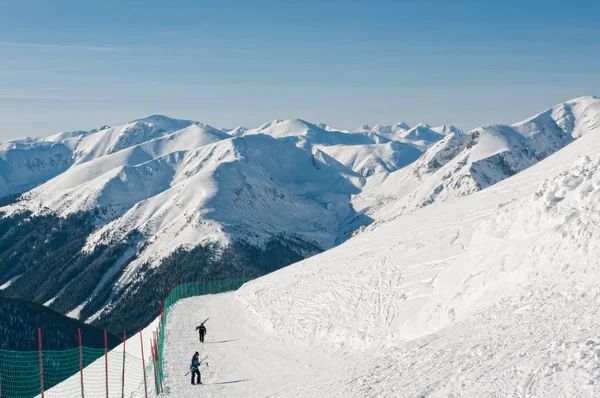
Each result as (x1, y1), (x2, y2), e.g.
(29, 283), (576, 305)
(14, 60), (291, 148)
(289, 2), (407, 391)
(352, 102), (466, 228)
(196, 322), (207, 343)
(190, 351), (202, 385)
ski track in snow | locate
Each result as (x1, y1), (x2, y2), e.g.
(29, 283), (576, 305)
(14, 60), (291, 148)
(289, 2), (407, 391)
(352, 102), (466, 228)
(161, 128), (600, 397)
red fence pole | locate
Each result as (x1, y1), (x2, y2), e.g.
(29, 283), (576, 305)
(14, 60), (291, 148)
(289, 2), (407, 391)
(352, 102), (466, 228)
(156, 335), (163, 393)
(122, 331), (127, 398)
(78, 328), (85, 398)
(104, 330), (109, 398)
(38, 328), (44, 398)
(150, 339), (159, 394)
(139, 330), (148, 398)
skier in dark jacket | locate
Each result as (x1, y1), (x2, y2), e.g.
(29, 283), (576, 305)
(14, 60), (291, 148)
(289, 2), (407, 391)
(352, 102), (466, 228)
(196, 323), (207, 343)
(190, 351), (201, 385)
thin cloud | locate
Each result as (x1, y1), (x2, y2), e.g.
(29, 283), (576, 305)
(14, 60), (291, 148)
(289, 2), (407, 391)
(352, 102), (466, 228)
(0, 94), (113, 101)
(0, 42), (135, 52)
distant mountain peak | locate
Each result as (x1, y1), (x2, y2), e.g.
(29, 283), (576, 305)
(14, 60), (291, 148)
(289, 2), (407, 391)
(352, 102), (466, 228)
(432, 125), (463, 136)
(91, 125), (111, 133)
(316, 123), (346, 132)
(394, 122), (411, 130)
(225, 126), (249, 136)
(133, 114), (205, 133)
(414, 122), (432, 129)
(135, 114), (191, 123)
(568, 94), (598, 101)
(355, 125), (371, 133)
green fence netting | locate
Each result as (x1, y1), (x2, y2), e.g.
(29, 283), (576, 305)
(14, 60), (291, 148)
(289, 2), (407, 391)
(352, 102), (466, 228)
(0, 342), (152, 398)
(2, 346), (89, 397)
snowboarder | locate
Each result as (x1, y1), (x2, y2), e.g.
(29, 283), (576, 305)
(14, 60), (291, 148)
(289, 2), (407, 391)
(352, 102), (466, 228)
(196, 322), (207, 343)
(190, 351), (202, 385)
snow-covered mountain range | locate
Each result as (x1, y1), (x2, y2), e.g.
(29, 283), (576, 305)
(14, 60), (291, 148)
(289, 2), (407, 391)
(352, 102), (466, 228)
(356, 95), (600, 222)
(0, 95), (598, 332)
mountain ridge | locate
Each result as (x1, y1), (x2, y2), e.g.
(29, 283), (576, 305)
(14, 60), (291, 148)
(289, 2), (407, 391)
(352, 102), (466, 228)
(0, 95), (598, 333)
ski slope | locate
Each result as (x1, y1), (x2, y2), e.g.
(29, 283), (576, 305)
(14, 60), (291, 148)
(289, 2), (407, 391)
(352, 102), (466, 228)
(161, 122), (600, 397)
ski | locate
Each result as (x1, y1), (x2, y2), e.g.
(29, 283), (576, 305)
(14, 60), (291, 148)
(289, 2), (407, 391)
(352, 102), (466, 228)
(184, 356), (208, 376)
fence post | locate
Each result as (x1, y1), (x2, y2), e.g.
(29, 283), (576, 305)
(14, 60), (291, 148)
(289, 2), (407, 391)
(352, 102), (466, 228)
(139, 330), (148, 398)
(122, 332), (127, 398)
(156, 334), (163, 393)
(38, 328), (44, 398)
(78, 328), (85, 398)
(150, 339), (159, 394)
(104, 330), (109, 398)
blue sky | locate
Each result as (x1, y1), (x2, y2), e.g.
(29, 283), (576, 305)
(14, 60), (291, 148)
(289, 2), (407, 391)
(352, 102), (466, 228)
(1, 0), (599, 139)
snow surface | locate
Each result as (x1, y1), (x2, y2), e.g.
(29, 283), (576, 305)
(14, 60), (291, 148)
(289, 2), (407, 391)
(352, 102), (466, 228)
(314, 141), (422, 177)
(160, 117), (600, 397)
(0, 274), (20, 291)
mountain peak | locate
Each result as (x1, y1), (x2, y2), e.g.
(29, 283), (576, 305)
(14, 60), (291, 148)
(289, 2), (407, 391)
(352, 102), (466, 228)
(135, 114), (187, 124)
(432, 125), (463, 136)
(316, 123), (346, 132)
(355, 125), (371, 133)
(225, 126), (249, 136)
(398, 123), (445, 144)
(512, 95), (600, 140)
(394, 122), (411, 130)
(133, 114), (201, 133)
(568, 94), (598, 102)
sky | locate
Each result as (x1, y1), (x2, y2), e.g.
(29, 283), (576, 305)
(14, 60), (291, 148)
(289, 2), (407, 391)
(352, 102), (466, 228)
(0, 0), (599, 139)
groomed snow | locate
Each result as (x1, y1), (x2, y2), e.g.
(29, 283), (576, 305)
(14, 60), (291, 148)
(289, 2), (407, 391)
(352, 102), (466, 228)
(161, 123), (600, 397)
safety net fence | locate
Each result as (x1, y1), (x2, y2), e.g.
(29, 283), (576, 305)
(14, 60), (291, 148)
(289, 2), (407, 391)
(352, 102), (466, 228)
(0, 329), (153, 398)
(0, 276), (256, 397)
